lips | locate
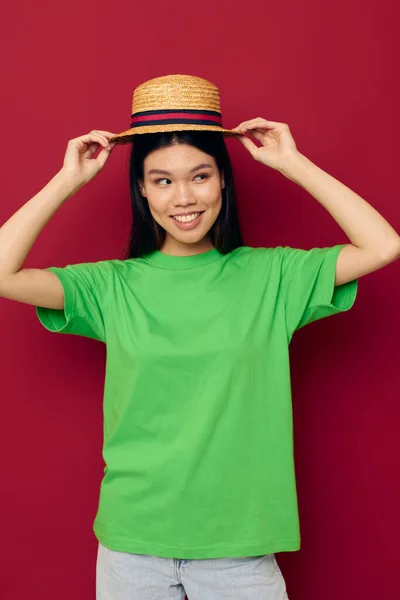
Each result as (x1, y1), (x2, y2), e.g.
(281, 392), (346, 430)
(170, 211), (205, 217)
(170, 211), (205, 229)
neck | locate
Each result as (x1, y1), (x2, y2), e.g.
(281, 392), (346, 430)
(160, 235), (214, 257)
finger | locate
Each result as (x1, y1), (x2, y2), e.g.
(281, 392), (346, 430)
(233, 119), (269, 134)
(87, 142), (101, 153)
(232, 120), (254, 133)
(82, 133), (110, 148)
(91, 131), (112, 147)
(234, 119), (263, 131)
(235, 121), (249, 131)
(81, 142), (103, 160)
(237, 128), (263, 143)
(76, 133), (105, 146)
(93, 140), (116, 154)
(91, 130), (118, 137)
(81, 131), (111, 149)
(235, 135), (259, 157)
(101, 135), (118, 149)
(247, 130), (264, 142)
(89, 141), (116, 154)
(95, 145), (114, 168)
(81, 137), (113, 159)
(243, 118), (283, 131)
(243, 120), (272, 130)
(234, 125), (264, 142)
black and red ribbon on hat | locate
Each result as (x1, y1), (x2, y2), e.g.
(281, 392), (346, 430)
(130, 109), (223, 129)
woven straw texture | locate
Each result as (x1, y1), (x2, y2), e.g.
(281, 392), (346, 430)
(109, 74), (240, 144)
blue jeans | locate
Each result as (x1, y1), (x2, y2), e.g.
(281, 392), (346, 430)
(96, 542), (289, 599)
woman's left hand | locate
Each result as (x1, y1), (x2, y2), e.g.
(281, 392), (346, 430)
(232, 117), (299, 171)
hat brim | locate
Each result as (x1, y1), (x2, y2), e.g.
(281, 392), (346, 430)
(108, 124), (244, 144)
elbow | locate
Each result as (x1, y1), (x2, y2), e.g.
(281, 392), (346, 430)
(381, 240), (400, 263)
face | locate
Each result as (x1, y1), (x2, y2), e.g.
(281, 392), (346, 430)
(138, 143), (225, 255)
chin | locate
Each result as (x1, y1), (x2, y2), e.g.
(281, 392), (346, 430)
(169, 229), (208, 243)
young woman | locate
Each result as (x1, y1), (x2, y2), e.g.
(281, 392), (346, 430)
(0, 75), (399, 599)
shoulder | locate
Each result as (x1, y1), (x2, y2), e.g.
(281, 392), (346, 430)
(228, 245), (279, 257)
(235, 245), (330, 265)
(93, 256), (149, 274)
(228, 245), (283, 265)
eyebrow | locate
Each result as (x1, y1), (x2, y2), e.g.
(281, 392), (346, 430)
(148, 163), (214, 176)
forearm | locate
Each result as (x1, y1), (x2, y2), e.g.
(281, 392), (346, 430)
(0, 169), (83, 277)
(278, 152), (400, 257)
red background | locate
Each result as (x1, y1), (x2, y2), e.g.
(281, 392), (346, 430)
(1, 1), (399, 598)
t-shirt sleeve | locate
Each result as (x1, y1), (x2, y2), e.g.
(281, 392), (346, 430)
(279, 244), (358, 340)
(35, 261), (111, 343)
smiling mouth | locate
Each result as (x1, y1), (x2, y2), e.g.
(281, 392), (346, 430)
(170, 211), (205, 223)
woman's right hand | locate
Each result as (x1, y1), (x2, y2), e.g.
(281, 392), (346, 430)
(61, 130), (118, 187)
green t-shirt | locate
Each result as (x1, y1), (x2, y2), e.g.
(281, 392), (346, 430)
(35, 244), (358, 559)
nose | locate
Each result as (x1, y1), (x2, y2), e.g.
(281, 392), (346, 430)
(173, 183), (198, 207)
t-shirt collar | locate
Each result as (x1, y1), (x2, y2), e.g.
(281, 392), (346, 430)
(142, 247), (223, 270)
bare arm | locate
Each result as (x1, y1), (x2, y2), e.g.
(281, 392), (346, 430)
(0, 170), (83, 309)
(0, 130), (116, 309)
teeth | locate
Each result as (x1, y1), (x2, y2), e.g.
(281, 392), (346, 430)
(173, 212), (201, 223)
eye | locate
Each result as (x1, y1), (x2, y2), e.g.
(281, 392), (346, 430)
(154, 173), (210, 185)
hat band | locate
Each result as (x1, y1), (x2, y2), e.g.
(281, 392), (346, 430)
(130, 108), (223, 129)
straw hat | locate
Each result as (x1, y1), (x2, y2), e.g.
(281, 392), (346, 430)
(108, 74), (243, 144)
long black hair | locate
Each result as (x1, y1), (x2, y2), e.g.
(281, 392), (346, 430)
(121, 130), (243, 259)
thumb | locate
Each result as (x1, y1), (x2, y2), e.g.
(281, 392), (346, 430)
(95, 143), (116, 168)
